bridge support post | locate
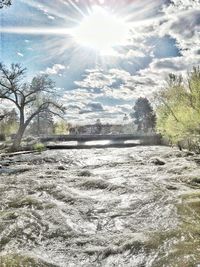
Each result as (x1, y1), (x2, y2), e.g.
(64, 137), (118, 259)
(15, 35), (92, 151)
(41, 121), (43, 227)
(77, 141), (85, 145)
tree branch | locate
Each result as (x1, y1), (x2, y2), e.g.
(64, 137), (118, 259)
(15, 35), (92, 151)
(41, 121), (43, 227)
(25, 101), (65, 127)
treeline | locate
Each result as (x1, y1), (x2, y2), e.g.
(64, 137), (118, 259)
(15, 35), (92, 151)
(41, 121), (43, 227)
(156, 67), (200, 151)
(0, 111), (71, 138)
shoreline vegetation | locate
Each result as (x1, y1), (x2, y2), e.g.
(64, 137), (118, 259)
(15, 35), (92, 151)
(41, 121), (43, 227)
(155, 67), (200, 153)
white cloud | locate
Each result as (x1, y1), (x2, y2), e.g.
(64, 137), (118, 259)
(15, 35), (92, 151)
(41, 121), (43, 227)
(160, 9), (200, 55)
(79, 102), (104, 114)
(47, 15), (55, 20)
(17, 52), (24, 57)
(40, 64), (66, 75)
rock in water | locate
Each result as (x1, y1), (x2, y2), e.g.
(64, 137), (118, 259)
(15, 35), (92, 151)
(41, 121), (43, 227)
(150, 157), (166, 166)
(57, 165), (65, 170)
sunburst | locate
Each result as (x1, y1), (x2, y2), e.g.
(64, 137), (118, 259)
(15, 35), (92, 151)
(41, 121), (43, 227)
(1, 0), (159, 65)
(72, 6), (129, 55)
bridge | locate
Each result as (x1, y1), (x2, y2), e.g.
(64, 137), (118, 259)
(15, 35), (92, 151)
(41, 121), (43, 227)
(40, 133), (162, 149)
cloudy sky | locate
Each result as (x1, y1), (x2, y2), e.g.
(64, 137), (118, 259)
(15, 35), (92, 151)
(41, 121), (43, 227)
(0, 0), (200, 124)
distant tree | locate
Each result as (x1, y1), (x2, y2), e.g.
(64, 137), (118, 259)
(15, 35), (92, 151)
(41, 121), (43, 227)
(0, 63), (65, 150)
(131, 97), (156, 132)
(28, 109), (54, 136)
(123, 114), (129, 122)
(95, 119), (102, 134)
(0, 108), (19, 135)
(53, 120), (71, 134)
(0, 0), (12, 8)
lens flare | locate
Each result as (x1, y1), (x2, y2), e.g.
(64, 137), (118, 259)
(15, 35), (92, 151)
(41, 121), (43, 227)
(73, 6), (129, 55)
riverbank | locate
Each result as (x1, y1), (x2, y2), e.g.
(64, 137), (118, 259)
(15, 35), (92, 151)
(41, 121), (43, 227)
(0, 146), (200, 266)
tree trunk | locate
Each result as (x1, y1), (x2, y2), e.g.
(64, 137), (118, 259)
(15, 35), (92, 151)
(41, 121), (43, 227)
(10, 109), (26, 151)
(10, 124), (26, 151)
(37, 114), (40, 136)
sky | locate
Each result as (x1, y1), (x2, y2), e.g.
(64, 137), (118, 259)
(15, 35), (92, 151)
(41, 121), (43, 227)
(0, 0), (200, 124)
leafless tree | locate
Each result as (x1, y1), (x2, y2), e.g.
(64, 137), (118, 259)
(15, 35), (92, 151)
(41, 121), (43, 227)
(0, 63), (65, 150)
(0, 110), (9, 121)
(0, 0), (12, 8)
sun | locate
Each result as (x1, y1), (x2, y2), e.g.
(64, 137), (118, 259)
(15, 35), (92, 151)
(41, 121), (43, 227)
(73, 6), (129, 55)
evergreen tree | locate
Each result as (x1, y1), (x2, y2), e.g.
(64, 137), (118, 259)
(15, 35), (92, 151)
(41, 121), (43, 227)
(131, 97), (156, 132)
(28, 109), (54, 136)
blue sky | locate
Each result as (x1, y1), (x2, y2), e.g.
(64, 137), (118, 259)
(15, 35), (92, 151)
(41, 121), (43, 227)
(0, 0), (200, 124)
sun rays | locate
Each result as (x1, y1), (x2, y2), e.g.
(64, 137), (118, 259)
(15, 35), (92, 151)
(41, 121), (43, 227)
(0, 0), (161, 67)
(0, 27), (73, 35)
(72, 6), (129, 55)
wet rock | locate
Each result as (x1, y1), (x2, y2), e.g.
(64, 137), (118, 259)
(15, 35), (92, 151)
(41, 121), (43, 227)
(57, 165), (65, 170)
(189, 177), (200, 186)
(150, 157), (166, 166)
(166, 185), (178, 190)
(1, 161), (11, 167)
(184, 151), (195, 157)
(45, 170), (57, 175)
(175, 152), (184, 158)
(192, 177), (200, 184)
(193, 157), (200, 165)
(78, 170), (92, 177)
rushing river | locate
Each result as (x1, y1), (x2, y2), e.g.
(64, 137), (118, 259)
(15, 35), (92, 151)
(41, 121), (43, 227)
(1, 146), (200, 266)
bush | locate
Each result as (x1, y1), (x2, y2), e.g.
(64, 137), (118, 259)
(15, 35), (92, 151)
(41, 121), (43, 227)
(156, 67), (200, 149)
(33, 143), (45, 152)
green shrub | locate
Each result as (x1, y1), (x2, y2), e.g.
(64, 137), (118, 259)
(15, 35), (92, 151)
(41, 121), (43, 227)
(33, 142), (45, 152)
(156, 67), (200, 149)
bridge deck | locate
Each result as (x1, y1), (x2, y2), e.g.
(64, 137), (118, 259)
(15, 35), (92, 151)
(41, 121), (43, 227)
(41, 133), (160, 142)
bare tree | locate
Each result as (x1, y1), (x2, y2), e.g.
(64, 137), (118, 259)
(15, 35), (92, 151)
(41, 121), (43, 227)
(0, 63), (65, 151)
(0, 0), (12, 8)
(0, 110), (9, 121)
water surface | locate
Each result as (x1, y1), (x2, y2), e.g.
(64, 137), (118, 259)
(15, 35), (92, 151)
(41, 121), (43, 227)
(0, 146), (200, 266)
